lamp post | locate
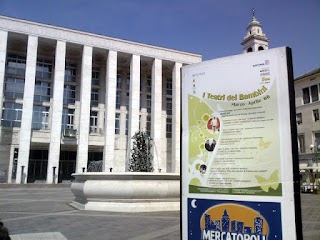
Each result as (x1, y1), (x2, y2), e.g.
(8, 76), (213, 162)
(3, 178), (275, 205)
(309, 144), (319, 194)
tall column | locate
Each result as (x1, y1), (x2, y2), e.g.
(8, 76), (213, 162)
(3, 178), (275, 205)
(119, 69), (127, 136)
(151, 59), (163, 172)
(7, 146), (15, 183)
(16, 36), (38, 184)
(103, 50), (117, 172)
(47, 41), (66, 184)
(98, 63), (106, 132)
(0, 30), (8, 122)
(172, 62), (182, 173)
(0, 31), (9, 182)
(76, 46), (93, 173)
(127, 54), (141, 169)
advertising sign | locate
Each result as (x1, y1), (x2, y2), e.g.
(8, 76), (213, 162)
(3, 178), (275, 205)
(181, 47), (302, 239)
(188, 198), (281, 240)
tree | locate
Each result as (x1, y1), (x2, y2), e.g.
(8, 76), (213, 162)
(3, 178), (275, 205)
(128, 131), (153, 172)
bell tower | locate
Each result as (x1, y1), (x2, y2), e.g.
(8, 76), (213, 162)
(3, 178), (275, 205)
(242, 9), (269, 53)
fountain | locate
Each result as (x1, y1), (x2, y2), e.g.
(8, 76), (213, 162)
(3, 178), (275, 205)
(70, 131), (180, 212)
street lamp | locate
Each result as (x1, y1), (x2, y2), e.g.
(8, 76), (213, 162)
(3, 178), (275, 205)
(309, 144), (320, 194)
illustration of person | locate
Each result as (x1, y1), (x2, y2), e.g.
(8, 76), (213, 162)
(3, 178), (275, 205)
(207, 117), (220, 133)
(205, 139), (216, 152)
(199, 164), (207, 174)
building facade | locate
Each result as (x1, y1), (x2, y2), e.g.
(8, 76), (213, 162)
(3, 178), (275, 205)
(294, 68), (320, 183)
(0, 16), (201, 184)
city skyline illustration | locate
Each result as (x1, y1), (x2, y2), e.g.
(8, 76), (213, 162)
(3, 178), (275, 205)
(203, 209), (266, 237)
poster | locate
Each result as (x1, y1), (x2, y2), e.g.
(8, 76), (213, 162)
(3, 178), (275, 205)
(184, 52), (281, 196)
(181, 47), (302, 239)
(188, 198), (282, 240)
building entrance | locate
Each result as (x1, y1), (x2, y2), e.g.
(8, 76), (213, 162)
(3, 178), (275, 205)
(28, 159), (48, 183)
(27, 150), (48, 183)
(59, 151), (76, 182)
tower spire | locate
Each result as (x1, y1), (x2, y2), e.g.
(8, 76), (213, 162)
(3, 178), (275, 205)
(241, 10), (269, 53)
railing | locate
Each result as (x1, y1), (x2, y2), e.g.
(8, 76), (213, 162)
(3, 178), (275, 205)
(63, 129), (77, 138)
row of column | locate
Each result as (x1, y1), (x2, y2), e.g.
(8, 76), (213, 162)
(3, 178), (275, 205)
(0, 32), (182, 184)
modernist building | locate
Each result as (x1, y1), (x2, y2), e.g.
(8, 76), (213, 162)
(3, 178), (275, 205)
(295, 68), (320, 181)
(0, 15), (201, 184)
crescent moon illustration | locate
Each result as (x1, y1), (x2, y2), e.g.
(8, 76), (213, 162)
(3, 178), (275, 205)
(191, 199), (197, 208)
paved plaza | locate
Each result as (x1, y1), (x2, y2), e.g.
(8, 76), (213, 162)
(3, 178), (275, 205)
(0, 185), (319, 240)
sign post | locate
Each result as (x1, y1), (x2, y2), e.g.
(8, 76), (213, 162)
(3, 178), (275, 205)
(181, 47), (302, 239)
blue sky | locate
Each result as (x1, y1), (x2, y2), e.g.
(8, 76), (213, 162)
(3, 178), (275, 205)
(0, 0), (319, 77)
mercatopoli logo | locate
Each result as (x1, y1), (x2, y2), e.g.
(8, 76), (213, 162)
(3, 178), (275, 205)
(200, 204), (269, 240)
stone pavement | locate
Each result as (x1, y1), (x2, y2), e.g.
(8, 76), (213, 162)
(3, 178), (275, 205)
(0, 185), (319, 240)
(301, 193), (320, 240)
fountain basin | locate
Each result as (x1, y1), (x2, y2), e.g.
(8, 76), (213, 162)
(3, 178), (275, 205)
(70, 172), (180, 212)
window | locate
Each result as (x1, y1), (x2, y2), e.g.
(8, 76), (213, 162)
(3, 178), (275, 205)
(117, 73), (122, 89)
(126, 74), (130, 112)
(296, 113), (302, 125)
(6, 53), (26, 77)
(63, 85), (76, 105)
(90, 111), (98, 133)
(34, 81), (50, 102)
(61, 108), (74, 129)
(314, 132), (320, 149)
(4, 78), (25, 99)
(32, 106), (49, 129)
(303, 87), (310, 104)
(258, 46), (264, 51)
(298, 135), (305, 154)
(36, 59), (53, 79)
(91, 89), (99, 107)
(92, 68), (100, 86)
(313, 109), (319, 122)
(146, 116), (151, 136)
(126, 74), (130, 90)
(147, 95), (151, 113)
(166, 79), (172, 95)
(116, 91), (121, 109)
(65, 63), (77, 82)
(302, 86), (320, 104)
(166, 97), (172, 115)
(126, 92), (130, 110)
(125, 114), (128, 135)
(147, 77), (151, 93)
(115, 113), (120, 134)
(247, 47), (253, 53)
(166, 118), (172, 138)
(311, 85), (319, 102)
(1, 103), (22, 128)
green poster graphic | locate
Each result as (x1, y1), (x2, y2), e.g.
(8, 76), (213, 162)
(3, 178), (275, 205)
(188, 80), (281, 196)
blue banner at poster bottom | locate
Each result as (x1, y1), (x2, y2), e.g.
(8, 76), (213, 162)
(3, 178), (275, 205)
(188, 198), (282, 240)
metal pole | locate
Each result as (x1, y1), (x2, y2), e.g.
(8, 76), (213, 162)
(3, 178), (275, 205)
(20, 165), (25, 184)
(53, 167), (56, 184)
